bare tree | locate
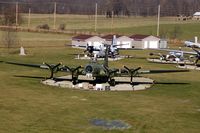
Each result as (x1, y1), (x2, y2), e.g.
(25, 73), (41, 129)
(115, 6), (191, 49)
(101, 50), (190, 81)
(1, 29), (20, 52)
(170, 25), (182, 39)
(0, 3), (23, 26)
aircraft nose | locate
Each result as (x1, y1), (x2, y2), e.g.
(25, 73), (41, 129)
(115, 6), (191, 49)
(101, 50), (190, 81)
(85, 65), (93, 73)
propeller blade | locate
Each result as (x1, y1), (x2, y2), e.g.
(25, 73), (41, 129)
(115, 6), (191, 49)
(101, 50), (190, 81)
(192, 47), (200, 55)
(62, 66), (82, 84)
(133, 67), (141, 73)
(44, 63), (61, 79)
(53, 63), (62, 70)
(194, 58), (199, 65)
(124, 66), (130, 72)
(123, 66), (141, 83)
(73, 66), (82, 72)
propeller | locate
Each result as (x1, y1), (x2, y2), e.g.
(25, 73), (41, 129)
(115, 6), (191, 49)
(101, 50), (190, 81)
(103, 65), (119, 86)
(62, 65), (82, 85)
(124, 66), (141, 83)
(43, 62), (62, 79)
(84, 46), (101, 57)
(192, 48), (200, 65)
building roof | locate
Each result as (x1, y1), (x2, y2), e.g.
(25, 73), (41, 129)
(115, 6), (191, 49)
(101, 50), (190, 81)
(193, 12), (200, 16)
(72, 34), (94, 40)
(101, 34), (122, 40)
(129, 34), (150, 40)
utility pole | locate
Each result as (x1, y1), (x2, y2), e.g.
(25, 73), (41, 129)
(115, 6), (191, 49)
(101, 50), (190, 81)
(111, 11), (114, 33)
(16, 2), (18, 26)
(28, 8), (31, 28)
(157, 4), (160, 36)
(53, 2), (57, 29)
(94, 3), (97, 32)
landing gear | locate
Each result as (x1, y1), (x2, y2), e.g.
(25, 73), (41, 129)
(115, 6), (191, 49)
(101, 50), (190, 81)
(109, 79), (116, 86)
(72, 77), (78, 85)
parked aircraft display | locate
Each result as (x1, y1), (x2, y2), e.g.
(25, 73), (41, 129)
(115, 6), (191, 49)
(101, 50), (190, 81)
(149, 51), (184, 62)
(74, 35), (119, 58)
(184, 36), (200, 48)
(150, 47), (200, 65)
(5, 46), (189, 87)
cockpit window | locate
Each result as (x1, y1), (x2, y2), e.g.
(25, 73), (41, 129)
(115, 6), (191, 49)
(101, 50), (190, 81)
(85, 65), (93, 73)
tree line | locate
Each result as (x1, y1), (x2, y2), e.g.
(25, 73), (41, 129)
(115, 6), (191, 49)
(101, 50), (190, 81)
(0, 0), (200, 16)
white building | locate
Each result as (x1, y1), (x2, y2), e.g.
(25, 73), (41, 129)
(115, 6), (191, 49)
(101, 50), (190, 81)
(116, 36), (133, 48)
(101, 34), (133, 48)
(193, 12), (200, 20)
(72, 35), (105, 49)
(130, 34), (166, 49)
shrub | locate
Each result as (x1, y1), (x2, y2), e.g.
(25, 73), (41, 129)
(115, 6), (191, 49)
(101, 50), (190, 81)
(36, 24), (50, 30)
(58, 24), (66, 30)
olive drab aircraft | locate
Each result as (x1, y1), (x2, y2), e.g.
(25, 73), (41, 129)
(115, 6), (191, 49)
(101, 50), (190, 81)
(4, 45), (189, 86)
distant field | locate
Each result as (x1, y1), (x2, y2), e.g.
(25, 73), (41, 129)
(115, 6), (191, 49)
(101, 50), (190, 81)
(0, 30), (200, 132)
(18, 14), (200, 39)
(0, 31), (70, 47)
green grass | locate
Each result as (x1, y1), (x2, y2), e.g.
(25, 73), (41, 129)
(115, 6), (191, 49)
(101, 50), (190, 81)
(1, 15), (200, 132)
(0, 31), (200, 133)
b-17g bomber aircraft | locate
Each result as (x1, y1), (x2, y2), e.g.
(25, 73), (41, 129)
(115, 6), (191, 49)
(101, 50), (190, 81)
(4, 46), (189, 88)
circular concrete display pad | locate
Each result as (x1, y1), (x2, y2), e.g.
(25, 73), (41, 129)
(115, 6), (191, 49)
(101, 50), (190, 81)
(147, 58), (194, 65)
(41, 76), (154, 91)
(75, 55), (133, 61)
(177, 65), (200, 70)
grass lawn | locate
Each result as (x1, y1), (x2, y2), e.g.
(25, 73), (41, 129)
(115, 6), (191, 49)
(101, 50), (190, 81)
(0, 31), (200, 132)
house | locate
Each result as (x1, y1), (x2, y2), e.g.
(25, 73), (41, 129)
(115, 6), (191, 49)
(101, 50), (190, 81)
(193, 12), (200, 20)
(130, 34), (165, 49)
(116, 36), (133, 48)
(72, 34), (105, 49)
(101, 34), (121, 45)
(101, 34), (133, 48)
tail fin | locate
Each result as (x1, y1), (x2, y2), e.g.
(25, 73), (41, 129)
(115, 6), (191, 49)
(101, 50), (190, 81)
(103, 45), (109, 67)
(111, 35), (117, 46)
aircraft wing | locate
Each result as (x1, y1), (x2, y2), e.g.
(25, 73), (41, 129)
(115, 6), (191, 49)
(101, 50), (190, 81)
(138, 69), (189, 74)
(117, 48), (142, 50)
(5, 61), (50, 69)
(151, 48), (197, 55)
(114, 68), (189, 77)
(5, 61), (85, 79)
